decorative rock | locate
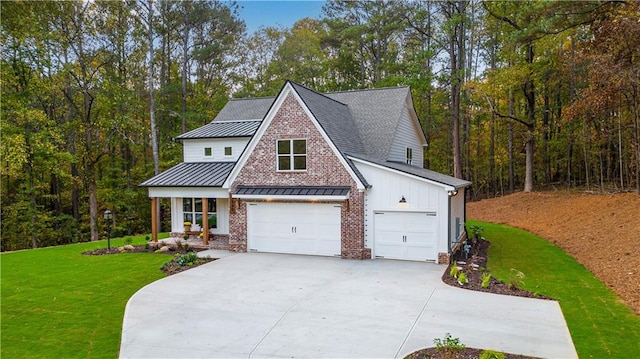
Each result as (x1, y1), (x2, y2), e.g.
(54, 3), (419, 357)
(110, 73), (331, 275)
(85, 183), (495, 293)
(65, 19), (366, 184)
(124, 245), (135, 251)
(118, 246), (125, 251)
(159, 246), (170, 252)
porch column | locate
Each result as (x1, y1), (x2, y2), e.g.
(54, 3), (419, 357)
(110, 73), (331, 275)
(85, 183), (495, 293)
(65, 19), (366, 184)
(150, 197), (158, 242)
(202, 197), (209, 245)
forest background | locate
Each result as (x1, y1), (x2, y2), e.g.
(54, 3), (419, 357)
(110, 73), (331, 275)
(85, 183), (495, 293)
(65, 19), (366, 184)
(2, 0), (639, 251)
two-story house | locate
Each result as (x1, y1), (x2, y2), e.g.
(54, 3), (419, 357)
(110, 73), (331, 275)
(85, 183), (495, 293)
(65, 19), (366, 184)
(140, 81), (471, 263)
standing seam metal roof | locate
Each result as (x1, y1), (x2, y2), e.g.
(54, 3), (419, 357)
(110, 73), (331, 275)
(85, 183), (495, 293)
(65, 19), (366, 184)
(139, 162), (235, 187)
(235, 186), (350, 197)
(175, 120), (261, 139)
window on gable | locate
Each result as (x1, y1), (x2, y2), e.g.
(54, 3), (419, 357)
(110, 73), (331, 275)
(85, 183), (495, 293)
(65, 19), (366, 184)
(204, 147), (212, 156)
(224, 147), (232, 156)
(406, 148), (413, 165)
(277, 139), (306, 171)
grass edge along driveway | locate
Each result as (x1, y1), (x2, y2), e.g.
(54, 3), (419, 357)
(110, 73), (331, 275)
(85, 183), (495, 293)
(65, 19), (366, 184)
(470, 220), (640, 358)
(1, 234), (169, 359)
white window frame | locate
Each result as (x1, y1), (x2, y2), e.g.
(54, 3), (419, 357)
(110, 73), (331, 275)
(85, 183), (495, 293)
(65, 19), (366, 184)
(276, 138), (307, 171)
(183, 198), (217, 229)
(224, 146), (232, 156)
(406, 147), (413, 165)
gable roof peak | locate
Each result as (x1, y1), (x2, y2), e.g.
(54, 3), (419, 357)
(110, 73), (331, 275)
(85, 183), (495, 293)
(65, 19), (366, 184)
(286, 80), (348, 107)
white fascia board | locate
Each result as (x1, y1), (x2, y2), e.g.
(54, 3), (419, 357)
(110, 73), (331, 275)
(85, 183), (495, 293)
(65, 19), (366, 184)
(349, 156), (456, 192)
(147, 187), (230, 198)
(288, 87), (366, 190)
(233, 194), (348, 201)
(222, 86), (292, 188)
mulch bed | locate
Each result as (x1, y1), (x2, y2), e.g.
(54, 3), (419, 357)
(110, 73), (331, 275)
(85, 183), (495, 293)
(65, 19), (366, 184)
(406, 347), (538, 359)
(441, 238), (551, 300)
(82, 244), (215, 276)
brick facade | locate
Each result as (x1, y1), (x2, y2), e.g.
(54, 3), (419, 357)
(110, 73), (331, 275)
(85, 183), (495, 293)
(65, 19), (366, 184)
(229, 93), (370, 259)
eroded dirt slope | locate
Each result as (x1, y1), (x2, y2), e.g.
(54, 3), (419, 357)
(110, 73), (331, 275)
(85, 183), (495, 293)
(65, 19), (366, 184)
(468, 191), (640, 314)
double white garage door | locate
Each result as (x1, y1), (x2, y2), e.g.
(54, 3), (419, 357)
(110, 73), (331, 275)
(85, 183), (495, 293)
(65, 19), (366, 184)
(247, 203), (437, 261)
(247, 203), (342, 256)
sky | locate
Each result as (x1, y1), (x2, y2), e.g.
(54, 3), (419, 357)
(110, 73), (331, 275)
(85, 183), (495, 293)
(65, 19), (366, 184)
(237, 1), (326, 34)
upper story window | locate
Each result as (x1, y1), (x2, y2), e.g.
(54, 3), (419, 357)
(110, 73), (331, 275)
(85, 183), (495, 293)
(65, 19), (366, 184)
(224, 146), (232, 156)
(204, 147), (212, 157)
(406, 147), (413, 165)
(277, 139), (306, 171)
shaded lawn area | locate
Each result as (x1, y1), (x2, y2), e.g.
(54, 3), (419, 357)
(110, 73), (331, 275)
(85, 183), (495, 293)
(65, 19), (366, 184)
(470, 220), (640, 358)
(1, 234), (169, 359)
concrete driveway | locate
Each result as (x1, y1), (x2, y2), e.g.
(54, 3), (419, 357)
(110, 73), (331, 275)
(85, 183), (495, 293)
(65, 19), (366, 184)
(119, 253), (577, 358)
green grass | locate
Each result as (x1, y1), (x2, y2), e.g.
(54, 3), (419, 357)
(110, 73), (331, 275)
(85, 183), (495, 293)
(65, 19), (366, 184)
(1, 234), (169, 359)
(470, 220), (640, 358)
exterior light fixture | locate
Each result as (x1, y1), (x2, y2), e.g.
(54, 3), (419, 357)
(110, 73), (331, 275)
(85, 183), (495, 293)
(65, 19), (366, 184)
(448, 190), (459, 197)
(104, 209), (113, 250)
(398, 196), (408, 209)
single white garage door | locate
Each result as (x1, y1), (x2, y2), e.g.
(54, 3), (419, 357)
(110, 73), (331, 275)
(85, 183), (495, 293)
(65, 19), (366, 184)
(374, 211), (437, 261)
(247, 203), (341, 256)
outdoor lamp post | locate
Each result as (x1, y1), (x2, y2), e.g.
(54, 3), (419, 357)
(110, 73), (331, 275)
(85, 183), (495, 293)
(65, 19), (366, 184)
(104, 209), (112, 250)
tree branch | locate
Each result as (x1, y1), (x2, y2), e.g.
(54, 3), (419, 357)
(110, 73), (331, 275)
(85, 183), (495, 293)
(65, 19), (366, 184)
(480, 91), (532, 128)
(482, 2), (521, 31)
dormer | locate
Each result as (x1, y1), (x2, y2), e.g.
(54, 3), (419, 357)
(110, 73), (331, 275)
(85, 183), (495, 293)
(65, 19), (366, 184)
(175, 120), (261, 163)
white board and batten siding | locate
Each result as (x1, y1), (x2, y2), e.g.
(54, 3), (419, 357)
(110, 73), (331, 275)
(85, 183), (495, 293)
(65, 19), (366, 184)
(182, 137), (250, 163)
(354, 160), (451, 261)
(387, 99), (425, 166)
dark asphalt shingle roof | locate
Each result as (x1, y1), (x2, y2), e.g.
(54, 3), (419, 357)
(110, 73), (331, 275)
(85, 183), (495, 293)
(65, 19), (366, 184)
(235, 186), (350, 197)
(348, 154), (472, 189)
(139, 162), (235, 187)
(199, 83), (415, 163)
(288, 82), (369, 187)
(289, 82), (366, 157)
(175, 120), (261, 139)
(213, 97), (274, 121)
(325, 87), (412, 161)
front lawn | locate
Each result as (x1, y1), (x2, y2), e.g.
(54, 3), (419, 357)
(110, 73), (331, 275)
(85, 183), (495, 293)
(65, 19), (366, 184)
(1, 234), (169, 358)
(470, 220), (640, 358)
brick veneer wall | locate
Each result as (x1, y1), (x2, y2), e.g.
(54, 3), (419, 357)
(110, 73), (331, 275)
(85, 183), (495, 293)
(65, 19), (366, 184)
(229, 93), (370, 259)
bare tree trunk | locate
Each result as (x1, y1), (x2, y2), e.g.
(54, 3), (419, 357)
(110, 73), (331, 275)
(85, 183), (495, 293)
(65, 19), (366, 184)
(618, 98), (624, 188)
(147, 0), (160, 236)
(634, 89), (640, 194)
(447, 1), (465, 179)
(148, 0), (159, 176)
(583, 120), (590, 189)
(508, 90), (515, 193)
(181, 1), (189, 134)
(542, 81), (551, 185)
(522, 41), (536, 192)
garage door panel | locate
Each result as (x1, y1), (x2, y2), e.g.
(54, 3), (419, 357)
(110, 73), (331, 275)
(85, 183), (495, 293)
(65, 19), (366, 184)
(248, 203), (341, 256)
(374, 212), (437, 261)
